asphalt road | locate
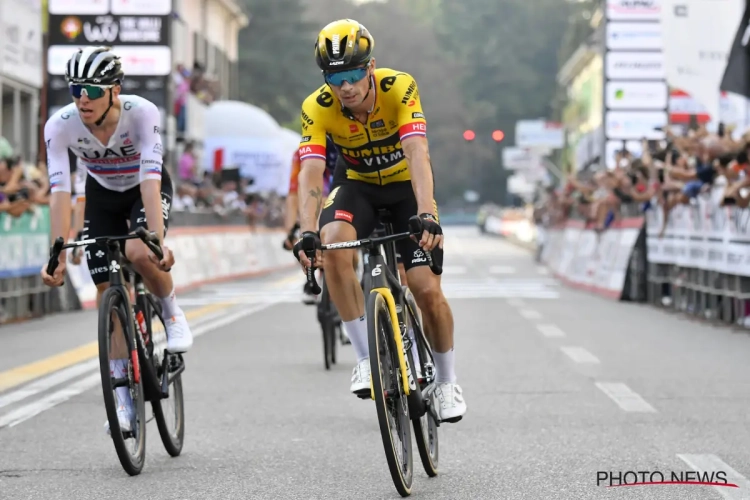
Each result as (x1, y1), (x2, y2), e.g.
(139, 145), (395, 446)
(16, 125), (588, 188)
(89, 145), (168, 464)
(1, 226), (750, 499)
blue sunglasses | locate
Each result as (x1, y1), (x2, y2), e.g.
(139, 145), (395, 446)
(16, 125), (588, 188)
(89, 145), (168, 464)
(69, 84), (112, 100)
(324, 67), (368, 87)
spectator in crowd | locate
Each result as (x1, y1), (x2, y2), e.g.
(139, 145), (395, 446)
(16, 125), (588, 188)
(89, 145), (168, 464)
(173, 62), (222, 135)
(544, 120), (750, 240)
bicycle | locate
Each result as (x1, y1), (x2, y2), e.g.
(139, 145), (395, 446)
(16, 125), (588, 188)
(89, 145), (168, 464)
(302, 211), (442, 497)
(286, 222), (349, 369)
(46, 227), (185, 476)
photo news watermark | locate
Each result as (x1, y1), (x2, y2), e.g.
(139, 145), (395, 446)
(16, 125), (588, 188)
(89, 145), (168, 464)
(597, 470), (737, 488)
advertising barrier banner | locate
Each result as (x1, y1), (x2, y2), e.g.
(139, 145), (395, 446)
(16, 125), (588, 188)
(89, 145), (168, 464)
(487, 214), (644, 300)
(0, 207), (51, 279)
(66, 225), (296, 308)
(644, 189), (750, 275)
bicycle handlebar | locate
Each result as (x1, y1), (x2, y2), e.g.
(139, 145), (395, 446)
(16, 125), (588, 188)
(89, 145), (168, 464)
(45, 226), (164, 277)
(302, 215), (443, 295)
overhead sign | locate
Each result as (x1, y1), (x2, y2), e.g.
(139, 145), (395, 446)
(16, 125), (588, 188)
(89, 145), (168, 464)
(110, 0), (171, 15)
(507, 174), (535, 195)
(0, 0), (43, 88)
(50, 14), (169, 46)
(606, 0), (662, 21)
(605, 110), (668, 139)
(606, 22), (663, 50)
(606, 52), (665, 80)
(49, 0), (108, 15)
(515, 120), (564, 149)
(48, 44), (172, 76)
(606, 81), (668, 109)
(502, 147), (536, 170)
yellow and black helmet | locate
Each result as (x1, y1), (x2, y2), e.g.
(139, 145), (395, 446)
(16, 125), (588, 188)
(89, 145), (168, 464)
(314, 19), (374, 71)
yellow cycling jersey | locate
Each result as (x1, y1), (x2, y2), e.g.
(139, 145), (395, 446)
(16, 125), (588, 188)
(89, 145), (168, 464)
(297, 68), (427, 186)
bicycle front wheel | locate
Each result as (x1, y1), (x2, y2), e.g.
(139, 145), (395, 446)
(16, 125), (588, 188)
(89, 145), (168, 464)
(98, 287), (147, 476)
(367, 290), (413, 497)
(319, 275), (336, 370)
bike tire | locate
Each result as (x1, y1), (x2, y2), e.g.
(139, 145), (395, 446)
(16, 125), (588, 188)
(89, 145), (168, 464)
(147, 296), (185, 457)
(320, 276), (335, 370)
(367, 291), (413, 497)
(403, 289), (439, 477)
(98, 287), (147, 476)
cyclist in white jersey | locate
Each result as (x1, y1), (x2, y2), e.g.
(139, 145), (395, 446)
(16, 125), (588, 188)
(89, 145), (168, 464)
(40, 46), (193, 434)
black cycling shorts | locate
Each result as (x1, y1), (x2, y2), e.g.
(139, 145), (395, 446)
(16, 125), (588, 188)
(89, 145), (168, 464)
(83, 170), (173, 285)
(319, 180), (442, 272)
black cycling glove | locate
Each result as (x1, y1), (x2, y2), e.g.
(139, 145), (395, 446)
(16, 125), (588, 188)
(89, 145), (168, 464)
(418, 213), (443, 238)
(292, 231), (321, 263)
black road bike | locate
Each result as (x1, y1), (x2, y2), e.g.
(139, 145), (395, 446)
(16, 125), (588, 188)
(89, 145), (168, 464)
(46, 227), (185, 476)
(302, 211), (442, 497)
(286, 222), (348, 370)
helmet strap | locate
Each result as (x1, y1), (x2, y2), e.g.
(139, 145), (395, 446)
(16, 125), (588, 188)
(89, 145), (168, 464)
(94, 89), (114, 127)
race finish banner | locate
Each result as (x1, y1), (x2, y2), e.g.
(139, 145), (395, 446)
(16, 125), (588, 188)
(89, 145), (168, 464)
(645, 186), (750, 275)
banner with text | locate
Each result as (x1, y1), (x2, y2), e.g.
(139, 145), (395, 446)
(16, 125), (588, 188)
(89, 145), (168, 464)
(645, 187), (750, 274)
(540, 218), (644, 299)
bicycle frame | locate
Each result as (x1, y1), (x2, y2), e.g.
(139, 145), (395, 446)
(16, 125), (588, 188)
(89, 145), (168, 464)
(361, 221), (415, 400)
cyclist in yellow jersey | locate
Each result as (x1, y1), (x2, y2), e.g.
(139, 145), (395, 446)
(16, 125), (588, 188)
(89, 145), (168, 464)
(293, 19), (466, 422)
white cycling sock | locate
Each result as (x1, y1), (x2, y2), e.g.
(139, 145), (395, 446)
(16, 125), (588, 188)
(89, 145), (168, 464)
(110, 359), (133, 409)
(344, 315), (369, 362)
(433, 348), (456, 384)
(159, 288), (181, 318)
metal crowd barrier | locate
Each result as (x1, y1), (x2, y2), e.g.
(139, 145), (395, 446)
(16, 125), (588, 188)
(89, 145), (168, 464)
(645, 262), (750, 328)
(643, 190), (750, 329)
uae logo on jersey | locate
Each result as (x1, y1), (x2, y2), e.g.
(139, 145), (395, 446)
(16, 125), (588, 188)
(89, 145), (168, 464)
(124, 138), (132, 145)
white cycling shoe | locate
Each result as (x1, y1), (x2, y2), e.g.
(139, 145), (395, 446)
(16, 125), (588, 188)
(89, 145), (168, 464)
(432, 382), (467, 423)
(350, 358), (371, 396)
(165, 310), (193, 353)
(104, 397), (135, 435)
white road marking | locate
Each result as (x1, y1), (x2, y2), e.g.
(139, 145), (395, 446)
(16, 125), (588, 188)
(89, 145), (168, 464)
(560, 346), (600, 364)
(536, 324), (565, 338)
(595, 382), (656, 413)
(677, 454), (750, 499)
(0, 373), (101, 428)
(0, 302), (275, 430)
(0, 359), (98, 410)
(489, 265), (515, 274)
(519, 309), (542, 320)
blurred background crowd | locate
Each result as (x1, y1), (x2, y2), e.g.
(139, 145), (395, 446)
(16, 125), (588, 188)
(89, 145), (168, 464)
(533, 124), (750, 234)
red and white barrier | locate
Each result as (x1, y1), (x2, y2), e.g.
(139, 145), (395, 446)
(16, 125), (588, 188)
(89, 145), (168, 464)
(66, 226), (296, 309)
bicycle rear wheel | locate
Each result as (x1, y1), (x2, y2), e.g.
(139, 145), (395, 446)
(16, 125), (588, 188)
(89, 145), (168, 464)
(98, 287), (147, 476)
(367, 291), (413, 497)
(146, 296), (185, 457)
(403, 288), (439, 477)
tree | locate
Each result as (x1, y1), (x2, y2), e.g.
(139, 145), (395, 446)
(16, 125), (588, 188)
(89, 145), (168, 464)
(237, 0), (320, 124)
(435, 0), (572, 203)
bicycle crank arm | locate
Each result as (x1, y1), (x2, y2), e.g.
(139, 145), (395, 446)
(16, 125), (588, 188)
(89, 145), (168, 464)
(160, 352), (185, 398)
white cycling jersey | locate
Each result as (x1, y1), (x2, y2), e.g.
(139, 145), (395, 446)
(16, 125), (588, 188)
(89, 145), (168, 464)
(73, 160), (86, 201)
(44, 95), (164, 194)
